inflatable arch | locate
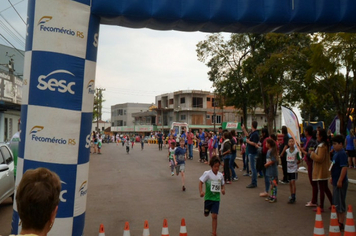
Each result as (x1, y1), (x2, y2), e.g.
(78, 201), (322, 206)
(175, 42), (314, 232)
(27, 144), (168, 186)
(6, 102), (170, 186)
(13, 0), (356, 235)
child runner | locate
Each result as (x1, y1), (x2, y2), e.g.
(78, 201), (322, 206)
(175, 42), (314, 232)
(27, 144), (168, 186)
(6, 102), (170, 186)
(265, 139), (279, 203)
(97, 134), (102, 154)
(168, 141), (176, 176)
(125, 136), (130, 154)
(174, 138), (187, 191)
(199, 156), (225, 236)
(286, 137), (300, 203)
(331, 135), (349, 232)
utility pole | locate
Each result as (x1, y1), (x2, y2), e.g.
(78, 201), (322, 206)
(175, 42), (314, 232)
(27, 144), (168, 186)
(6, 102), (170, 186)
(95, 88), (106, 132)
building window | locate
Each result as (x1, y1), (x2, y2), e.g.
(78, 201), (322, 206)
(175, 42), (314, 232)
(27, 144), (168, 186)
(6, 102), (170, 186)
(192, 97), (203, 108)
(181, 115), (186, 120)
(212, 98), (218, 107)
(206, 115), (210, 119)
(207, 97), (211, 101)
(112, 122), (114, 126)
(180, 97), (185, 104)
(169, 99), (174, 105)
(118, 109), (123, 115)
(124, 121), (126, 126)
(117, 120), (123, 126)
(216, 115), (222, 124)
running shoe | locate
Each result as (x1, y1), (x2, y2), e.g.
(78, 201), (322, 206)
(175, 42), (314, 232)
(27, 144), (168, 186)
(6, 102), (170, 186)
(269, 198), (277, 203)
(171, 172), (174, 176)
(226, 181), (231, 184)
(265, 196), (272, 201)
(232, 177), (238, 181)
(288, 198), (296, 204)
(182, 186), (186, 191)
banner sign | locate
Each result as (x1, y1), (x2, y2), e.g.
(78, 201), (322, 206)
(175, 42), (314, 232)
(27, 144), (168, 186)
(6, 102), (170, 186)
(281, 106), (301, 146)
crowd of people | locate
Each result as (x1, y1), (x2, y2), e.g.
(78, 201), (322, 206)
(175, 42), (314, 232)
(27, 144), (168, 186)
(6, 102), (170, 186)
(157, 122), (354, 234)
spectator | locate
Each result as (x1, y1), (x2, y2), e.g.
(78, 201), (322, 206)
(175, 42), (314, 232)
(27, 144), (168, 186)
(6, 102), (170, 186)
(13, 168), (61, 236)
(345, 130), (356, 168)
(310, 129), (333, 212)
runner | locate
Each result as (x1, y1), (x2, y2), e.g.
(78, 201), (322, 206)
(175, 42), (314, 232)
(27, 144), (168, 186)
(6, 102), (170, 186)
(174, 138), (187, 191)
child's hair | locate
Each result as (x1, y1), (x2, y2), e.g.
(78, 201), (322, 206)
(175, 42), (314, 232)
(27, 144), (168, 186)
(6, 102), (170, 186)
(332, 135), (344, 145)
(209, 156), (221, 167)
(266, 139), (279, 162)
(179, 138), (185, 143)
(239, 139), (243, 144)
(170, 141), (176, 146)
(270, 134), (277, 142)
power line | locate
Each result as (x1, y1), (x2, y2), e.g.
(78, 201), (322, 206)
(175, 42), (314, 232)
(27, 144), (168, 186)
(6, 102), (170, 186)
(0, 0), (24, 13)
(0, 33), (24, 56)
(0, 14), (25, 40)
(0, 19), (25, 47)
(7, 0), (26, 25)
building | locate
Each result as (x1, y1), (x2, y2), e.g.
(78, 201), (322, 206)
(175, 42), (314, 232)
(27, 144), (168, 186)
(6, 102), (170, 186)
(111, 103), (154, 133)
(155, 90), (237, 131)
(92, 120), (111, 133)
(155, 90), (282, 132)
(0, 44), (24, 142)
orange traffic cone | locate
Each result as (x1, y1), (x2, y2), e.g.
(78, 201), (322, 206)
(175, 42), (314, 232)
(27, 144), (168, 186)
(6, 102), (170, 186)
(161, 219), (169, 236)
(345, 205), (356, 236)
(179, 218), (187, 236)
(98, 224), (105, 236)
(329, 205), (341, 236)
(123, 221), (130, 236)
(142, 220), (150, 236)
(313, 207), (325, 236)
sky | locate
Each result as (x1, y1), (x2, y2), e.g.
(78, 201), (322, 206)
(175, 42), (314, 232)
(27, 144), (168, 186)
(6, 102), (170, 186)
(1, 0), (301, 123)
(1, 0), (222, 122)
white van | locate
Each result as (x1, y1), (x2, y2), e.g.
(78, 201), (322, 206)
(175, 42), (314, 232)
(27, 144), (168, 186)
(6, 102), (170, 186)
(171, 122), (189, 142)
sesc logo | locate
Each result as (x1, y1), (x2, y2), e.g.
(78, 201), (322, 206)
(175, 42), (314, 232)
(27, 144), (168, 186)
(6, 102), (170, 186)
(87, 80), (95, 94)
(60, 181), (68, 203)
(79, 181), (88, 196)
(85, 134), (91, 148)
(37, 70), (76, 95)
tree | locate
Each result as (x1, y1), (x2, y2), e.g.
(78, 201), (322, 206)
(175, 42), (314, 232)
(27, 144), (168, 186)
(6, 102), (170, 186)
(197, 33), (312, 134)
(93, 88), (106, 124)
(306, 33), (356, 135)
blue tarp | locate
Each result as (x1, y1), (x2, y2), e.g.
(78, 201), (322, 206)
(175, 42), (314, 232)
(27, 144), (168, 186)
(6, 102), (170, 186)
(92, 0), (356, 33)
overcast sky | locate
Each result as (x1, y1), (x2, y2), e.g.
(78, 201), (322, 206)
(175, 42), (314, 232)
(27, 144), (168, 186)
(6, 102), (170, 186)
(1, 0), (223, 121)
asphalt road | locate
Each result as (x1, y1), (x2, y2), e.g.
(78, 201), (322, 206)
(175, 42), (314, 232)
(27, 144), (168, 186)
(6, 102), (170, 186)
(1, 143), (355, 236)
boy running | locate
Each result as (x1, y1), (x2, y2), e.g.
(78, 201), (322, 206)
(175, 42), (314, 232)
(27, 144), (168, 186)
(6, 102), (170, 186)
(174, 138), (187, 191)
(98, 134), (102, 154)
(286, 138), (300, 203)
(168, 141), (176, 176)
(199, 156), (225, 236)
(331, 135), (348, 231)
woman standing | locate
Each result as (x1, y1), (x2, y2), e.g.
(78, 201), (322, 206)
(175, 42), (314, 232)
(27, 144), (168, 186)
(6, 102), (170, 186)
(300, 126), (318, 207)
(310, 129), (333, 212)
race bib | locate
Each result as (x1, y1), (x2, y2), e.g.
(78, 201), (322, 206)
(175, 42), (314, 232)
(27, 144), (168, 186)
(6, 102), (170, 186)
(211, 180), (221, 193)
(287, 155), (295, 162)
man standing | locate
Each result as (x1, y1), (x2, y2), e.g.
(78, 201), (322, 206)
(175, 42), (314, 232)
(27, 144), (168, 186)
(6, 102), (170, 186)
(156, 130), (163, 150)
(217, 127), (223, 158)
(242, 121), (259, 188)
(187, 128), (195, 159)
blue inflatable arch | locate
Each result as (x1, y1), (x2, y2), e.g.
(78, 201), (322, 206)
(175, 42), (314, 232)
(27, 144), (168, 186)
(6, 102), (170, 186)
(13, 0), (356, 235)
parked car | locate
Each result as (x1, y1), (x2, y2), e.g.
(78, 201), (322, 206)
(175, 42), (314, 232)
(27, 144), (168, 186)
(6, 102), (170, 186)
(0, 143), (15, 204)
(7, 132), (19, 177)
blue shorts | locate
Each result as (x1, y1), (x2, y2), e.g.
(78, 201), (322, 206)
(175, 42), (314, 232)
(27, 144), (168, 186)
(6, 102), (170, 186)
(204, 200), (220, 215)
